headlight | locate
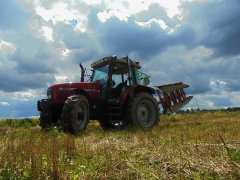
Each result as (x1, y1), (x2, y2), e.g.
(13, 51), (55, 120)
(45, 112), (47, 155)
(47, 87), (52, 99)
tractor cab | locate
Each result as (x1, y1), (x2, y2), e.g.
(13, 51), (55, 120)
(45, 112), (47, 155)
(89, 56), (150, 102)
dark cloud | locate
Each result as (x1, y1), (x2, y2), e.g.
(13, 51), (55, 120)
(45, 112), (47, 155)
(0, 36), (57, 92)
(0, 69), (55, 92)
(180, 0), (240, 57)
(58, 24), (88, 49)
(93, 16), (170, 58)
(171, 26), (197, 48)
(135, 3), (177, 28)
(225, 80), (240, 92)
(143, 46), (212, 95)
(204, 56), (240, 91)
(11, 48), (56, 74)
(55, 22), (101, 62)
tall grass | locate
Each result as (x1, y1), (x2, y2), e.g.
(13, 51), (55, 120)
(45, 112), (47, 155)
(0, 111), (239, 179)
(0, 118), (38, 128)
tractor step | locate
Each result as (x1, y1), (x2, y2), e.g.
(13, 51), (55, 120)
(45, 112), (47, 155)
(107, 98), (120, 105)
(107, 99), (122, 121)
(108, 108), (122, 116)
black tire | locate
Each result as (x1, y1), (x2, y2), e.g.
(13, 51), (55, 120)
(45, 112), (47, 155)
(124, 93), (160, 128)
(39, 112), (53, 130)
(61, 95), (89, 135)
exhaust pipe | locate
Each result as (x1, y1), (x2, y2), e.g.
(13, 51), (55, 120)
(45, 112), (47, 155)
(79, 63), (85, 82)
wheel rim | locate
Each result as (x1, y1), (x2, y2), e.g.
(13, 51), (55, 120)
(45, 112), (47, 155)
(74, 101), (88, 130)
(136, 99), (156, 128)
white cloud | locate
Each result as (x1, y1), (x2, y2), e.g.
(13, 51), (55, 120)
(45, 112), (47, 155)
(0, 102), (10, 106)
(62, 48), (71, 57)
(135, 18), (169, 31)
(35, 2), (70, 23)
(41, 26), (53, 42)
(97, 0), (183, 23)
(0, 40), (16, 55)
(55, 75), (68, 83)
(12, 90), (42, 101)
(35, 1), (87, 32)
(154, 0), (181, 18)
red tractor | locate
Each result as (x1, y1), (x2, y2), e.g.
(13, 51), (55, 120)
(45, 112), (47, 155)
(37, 56), (192, 135)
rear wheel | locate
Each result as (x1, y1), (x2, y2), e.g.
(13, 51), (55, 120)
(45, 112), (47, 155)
(61, 95), (89, 135)
(124, 93), (160, 128)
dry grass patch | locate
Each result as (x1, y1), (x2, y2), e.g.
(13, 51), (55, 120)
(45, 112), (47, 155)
(0, 111), (239, 179)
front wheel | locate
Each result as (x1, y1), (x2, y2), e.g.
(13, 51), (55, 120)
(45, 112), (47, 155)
(39, 112), (52, 130)
(61, 95), (89, 135)
(125, 93), (160, 128)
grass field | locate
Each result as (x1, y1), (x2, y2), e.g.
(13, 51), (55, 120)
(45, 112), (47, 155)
(0, 111), (239, 179)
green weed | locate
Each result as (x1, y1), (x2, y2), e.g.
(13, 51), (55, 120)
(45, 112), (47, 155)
(0, 118), (38, 128)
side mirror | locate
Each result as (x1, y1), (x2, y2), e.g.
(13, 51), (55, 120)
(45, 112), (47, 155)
(143, 77), (150, 85)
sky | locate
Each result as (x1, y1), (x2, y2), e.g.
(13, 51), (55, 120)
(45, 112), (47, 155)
(0, 0), (240, 118)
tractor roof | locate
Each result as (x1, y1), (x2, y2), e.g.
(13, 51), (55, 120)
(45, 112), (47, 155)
(91, 56), (141, 70)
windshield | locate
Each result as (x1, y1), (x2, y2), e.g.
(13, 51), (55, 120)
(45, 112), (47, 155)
(135, 69), (150, 85)
(92, 64), (109, 84)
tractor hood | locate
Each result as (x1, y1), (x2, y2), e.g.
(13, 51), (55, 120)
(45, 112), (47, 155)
(49, 82), (101, 104)
(51, 82), (101, 92)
